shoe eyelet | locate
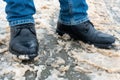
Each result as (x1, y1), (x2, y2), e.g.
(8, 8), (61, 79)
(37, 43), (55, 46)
(84, 24), (89, 33)
(84, 27), (89, 33)
(85, 30), (88, 33)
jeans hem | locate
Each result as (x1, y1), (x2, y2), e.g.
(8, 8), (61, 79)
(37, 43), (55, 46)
(58, 17), (89, 25)
(9, 19), (35, 27)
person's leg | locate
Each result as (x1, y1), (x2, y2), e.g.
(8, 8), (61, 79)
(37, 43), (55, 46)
(58, 0), (89, 25)
(4, 0), (35, 26)
(57, 0), (115, 48)
(4, 0), (39, 60)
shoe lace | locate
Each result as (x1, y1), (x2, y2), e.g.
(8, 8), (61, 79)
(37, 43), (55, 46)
(13, 24), (36, 38)
(84, 21), (94, 33)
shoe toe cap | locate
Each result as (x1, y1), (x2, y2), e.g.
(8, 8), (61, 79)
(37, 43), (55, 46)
(97, 33), (115, 44)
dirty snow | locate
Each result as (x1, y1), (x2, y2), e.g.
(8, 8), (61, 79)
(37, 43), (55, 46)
(0, 0), (120, 80)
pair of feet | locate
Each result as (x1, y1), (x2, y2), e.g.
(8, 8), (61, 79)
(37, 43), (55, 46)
(9, 21), (115, 60)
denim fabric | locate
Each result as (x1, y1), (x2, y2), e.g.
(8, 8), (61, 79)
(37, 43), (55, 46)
(59, 0), (89, 25)
(4, 0), (36, 26)
(4, 0), (89, 26)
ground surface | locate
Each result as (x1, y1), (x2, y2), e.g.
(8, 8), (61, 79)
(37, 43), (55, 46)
(0, 0), (120, 80)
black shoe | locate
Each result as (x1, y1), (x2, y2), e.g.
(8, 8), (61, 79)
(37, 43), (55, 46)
(56, 20), (115, 48)
(9, 23), (39, 60)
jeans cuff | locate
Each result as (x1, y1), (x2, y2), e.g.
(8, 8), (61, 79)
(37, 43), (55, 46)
(9, 19), (35, 27)
(58, 16), (89, 25)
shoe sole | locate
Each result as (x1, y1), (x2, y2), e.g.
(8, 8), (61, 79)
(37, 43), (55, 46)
(9, 47), (37, 60)
(56, 29), (113, 49)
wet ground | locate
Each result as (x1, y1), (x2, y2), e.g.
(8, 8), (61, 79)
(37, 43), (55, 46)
(0, 0), (120, 80)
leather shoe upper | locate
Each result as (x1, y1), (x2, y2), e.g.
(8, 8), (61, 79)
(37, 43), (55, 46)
(57, 21), (115, 48)
(9, 23), (39, 60)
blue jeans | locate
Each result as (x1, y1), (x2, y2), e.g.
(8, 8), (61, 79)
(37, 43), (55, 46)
(4, 0), (89, 26)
